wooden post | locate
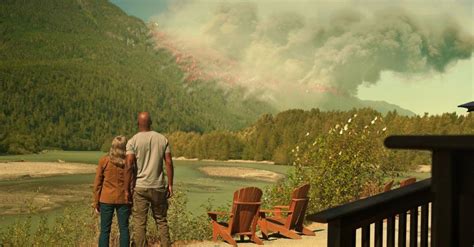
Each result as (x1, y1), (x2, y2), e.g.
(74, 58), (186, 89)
(384, 135), (474, 246)
(456, 151), (474, 246)
(431, 150), (457, 247)
(327, 219), (355, 247)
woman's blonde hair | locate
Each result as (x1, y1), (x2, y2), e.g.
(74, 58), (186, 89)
(108, 135), (127, 168)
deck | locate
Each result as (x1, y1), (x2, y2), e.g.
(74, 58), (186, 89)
(307, 135), (474, 247)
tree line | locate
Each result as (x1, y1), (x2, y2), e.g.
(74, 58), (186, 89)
(168, 108), (474, 171)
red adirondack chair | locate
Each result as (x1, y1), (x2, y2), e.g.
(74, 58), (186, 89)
(208, 187), (263, 246)
(400, 177), (416, 187)
(258, 184), (315, 239)
(383, 180), (394, 192)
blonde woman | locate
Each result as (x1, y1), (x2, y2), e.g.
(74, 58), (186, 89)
(93, 136), (134, 247)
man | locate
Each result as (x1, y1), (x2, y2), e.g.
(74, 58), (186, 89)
(126, 112), (174, 247)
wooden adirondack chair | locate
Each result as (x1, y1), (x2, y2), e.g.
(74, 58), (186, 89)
(207, 187), (263, 246)
(383, 180), (394, 192)
(400, 177), (416, 187)
(258, 184), (315, 240)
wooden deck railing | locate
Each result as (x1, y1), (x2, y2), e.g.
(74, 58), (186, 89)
(307, 179), (432, 246)
(307, 135), (474, 246)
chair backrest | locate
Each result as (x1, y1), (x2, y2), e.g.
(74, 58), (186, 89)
(400, 177), (416, 187)
(286, 184), (310, 229)
(229, 187), (262, 235)
(383, 180), (394, 192)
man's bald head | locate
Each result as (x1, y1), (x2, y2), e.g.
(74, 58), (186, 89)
(138, 112), (152, 130)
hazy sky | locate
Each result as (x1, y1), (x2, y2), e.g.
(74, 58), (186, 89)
(358, 54), (473, 115)
(355, 0), (474, 115)
(111, 0), (473, 116)
(110, 0), (168, 20)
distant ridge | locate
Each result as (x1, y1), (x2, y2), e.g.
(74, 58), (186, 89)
(358, 99), (415, 116)
(311, 94), (416, 116)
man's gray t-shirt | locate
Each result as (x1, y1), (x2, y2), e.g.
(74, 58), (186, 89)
(126, 131), (171, 189)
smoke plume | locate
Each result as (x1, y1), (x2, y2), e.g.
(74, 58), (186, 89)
(150, 0), (473, 111)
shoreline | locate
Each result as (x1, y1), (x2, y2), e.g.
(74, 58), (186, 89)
(174, 156), (275, 165)
(0, 155), (276, 166)
(0, 159), (281, 181)
(198, 166), (284, 182)
(0, 162), (96, 180)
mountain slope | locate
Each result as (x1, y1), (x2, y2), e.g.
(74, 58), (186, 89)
(0, 0), (274, 153)
(358, 99), (415, 116)
(315, 94), (416, 116)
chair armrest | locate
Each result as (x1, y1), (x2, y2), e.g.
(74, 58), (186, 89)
(233, 201), (261, 205)
(259, 209), (292, 215)
(207, 211), (232, 221)
(208, 211), (230, 216)
(292, 198), (308, 202)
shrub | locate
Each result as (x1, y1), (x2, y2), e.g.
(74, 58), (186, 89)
(3, 133), (40, 154)
(149, 188), (214, 243)
(265, 114), (393, 213)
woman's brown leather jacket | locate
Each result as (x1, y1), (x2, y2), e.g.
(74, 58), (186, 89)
(93, 156), (133, 208)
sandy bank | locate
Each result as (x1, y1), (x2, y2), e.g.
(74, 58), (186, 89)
(174, 157), (275, 165)
(198, 166), (284, 182)
(417, 165), (431, 173)
(0, 162), (96, 180)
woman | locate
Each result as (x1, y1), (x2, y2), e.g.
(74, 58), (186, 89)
(93, 136), (133, 247)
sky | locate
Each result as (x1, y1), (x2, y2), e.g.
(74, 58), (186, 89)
(110, 0), (169, 20)
(358, 54), (473, 115)
(356, 0), (474, 115)
(110, 0), (474, 116)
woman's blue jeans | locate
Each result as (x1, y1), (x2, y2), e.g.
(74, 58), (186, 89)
(99, 203), (131, 247)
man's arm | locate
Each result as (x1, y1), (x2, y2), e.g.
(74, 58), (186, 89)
(125, 137), (136, 200)
(126, 154), (137, 199)
(165, 152), (174, 198)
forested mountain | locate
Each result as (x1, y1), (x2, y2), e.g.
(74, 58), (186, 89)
(0, 0), (274, 154)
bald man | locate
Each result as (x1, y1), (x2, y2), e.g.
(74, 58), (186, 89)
(126, 112), (173, 247)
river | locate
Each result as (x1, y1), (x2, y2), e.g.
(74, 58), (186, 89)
(0, 159), (289, 229)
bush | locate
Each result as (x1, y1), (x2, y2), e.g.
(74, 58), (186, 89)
(265, 114), (393, 213)
(3, 133), (40, 154)
(150, 188), (214, 242)
(272, 144), (291, 165)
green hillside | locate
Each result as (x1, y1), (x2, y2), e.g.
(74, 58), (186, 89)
(0, 0), (274, 153)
